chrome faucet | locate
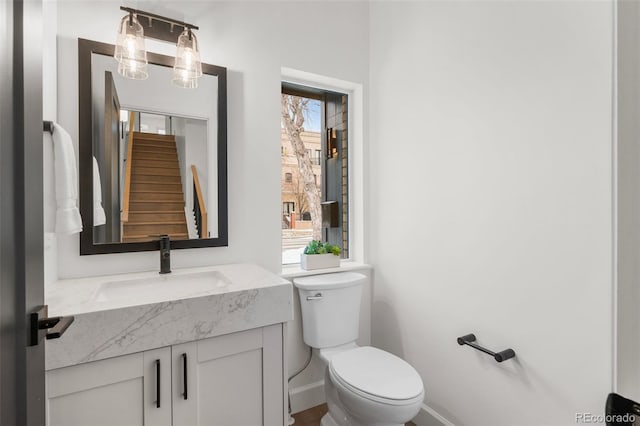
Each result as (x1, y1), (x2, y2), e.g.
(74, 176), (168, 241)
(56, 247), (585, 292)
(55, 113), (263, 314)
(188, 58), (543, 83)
(159, 235), (171, 274)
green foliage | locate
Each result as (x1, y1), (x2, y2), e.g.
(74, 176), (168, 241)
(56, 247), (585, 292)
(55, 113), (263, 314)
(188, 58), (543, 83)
(303, 240), (341, 256)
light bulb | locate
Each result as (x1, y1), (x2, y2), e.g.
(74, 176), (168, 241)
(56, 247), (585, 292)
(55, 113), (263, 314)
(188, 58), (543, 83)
(173, 28), (202, 89)
(126, 36), (136, 56)
(114, 13), (148, 80)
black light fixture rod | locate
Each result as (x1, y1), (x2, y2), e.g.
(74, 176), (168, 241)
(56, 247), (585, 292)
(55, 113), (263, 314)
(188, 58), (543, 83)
(119, 6), (199, 31)
(457, 333), (516, 363)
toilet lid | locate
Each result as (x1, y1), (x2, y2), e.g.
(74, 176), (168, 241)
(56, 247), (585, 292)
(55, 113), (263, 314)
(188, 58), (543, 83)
(293, 272), (367, 291)
(329, 346), (423, 401)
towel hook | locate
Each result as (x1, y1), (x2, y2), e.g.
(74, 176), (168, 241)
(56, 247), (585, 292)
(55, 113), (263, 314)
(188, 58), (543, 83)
(43, 121), (54, 135)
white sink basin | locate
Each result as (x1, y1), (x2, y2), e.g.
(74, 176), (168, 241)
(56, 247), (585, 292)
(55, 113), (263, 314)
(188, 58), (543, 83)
(92, 270), (230, 305)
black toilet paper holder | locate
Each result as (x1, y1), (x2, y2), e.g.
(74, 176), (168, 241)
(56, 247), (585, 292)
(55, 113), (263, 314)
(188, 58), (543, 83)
(457, 333), (515, 363)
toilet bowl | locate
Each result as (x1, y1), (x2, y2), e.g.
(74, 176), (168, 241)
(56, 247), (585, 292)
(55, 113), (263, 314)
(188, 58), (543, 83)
(323, 346), (424, 426)
(294, 272), (424, 426)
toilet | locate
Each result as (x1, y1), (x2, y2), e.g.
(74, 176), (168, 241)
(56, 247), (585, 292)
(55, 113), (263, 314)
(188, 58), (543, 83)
(294, 272), (424, 426)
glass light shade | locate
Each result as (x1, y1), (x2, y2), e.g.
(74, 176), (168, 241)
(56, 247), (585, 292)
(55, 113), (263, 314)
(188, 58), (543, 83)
(117, 60), (148, 80)
(173, 29), (202, 89)
(114, 14), (148, 80)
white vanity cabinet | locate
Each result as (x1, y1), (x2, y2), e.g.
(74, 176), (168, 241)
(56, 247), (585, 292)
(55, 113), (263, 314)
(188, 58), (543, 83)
(46, 324), (285, 426)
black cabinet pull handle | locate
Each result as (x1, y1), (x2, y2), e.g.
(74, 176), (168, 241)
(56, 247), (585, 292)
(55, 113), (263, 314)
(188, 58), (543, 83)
(155, 359), (161, 408)
(182, 353), (188, 400)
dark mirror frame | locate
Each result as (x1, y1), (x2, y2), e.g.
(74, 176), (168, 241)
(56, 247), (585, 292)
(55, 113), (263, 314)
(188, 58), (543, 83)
(78, 38), (228, 255)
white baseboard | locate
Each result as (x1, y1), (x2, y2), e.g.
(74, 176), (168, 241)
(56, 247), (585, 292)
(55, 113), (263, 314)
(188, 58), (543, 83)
(413, 403), (454, 426)
(289, 380), (326, 414)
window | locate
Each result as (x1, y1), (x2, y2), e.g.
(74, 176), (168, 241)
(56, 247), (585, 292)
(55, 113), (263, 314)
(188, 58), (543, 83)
(283, 202), (295, 214)
(281, 83), (349, 265)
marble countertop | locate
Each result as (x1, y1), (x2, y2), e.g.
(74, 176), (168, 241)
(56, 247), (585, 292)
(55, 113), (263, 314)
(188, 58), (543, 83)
(45, 263), (293, 371)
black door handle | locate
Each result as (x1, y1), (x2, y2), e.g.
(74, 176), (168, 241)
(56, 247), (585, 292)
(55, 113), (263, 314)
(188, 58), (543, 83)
(182, 353), (188, 400)
(29, 305), (74, 346)
(155, 359), (161, 408)
(45, 316), (74, 339)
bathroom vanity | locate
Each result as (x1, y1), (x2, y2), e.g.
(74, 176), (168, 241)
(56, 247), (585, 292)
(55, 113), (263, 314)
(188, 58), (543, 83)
(44, 263), (292, 426)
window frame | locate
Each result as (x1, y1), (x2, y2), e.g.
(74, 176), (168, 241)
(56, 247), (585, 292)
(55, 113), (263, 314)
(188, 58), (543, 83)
(283, 201), (295, 215)
(281, 80), (354, 265)
(281, 68), (365, 267)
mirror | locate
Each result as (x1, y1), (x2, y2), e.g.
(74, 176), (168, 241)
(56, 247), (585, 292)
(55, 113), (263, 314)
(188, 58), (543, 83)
(78, 39), (228, 255)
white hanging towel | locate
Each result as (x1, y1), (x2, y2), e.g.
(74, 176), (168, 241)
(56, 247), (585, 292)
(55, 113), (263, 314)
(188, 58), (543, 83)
(52, 123), (83, 235)
(92, 156), (106, 226)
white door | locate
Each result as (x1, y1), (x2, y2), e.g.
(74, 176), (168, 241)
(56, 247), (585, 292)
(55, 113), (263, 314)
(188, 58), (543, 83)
(47, 348), (171, 426)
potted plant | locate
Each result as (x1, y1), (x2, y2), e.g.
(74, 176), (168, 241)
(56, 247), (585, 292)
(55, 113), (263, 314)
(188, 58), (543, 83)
(301, 240), (341, 270)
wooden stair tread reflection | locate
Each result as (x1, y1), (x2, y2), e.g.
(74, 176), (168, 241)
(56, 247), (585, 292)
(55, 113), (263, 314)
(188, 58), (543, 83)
(123, 132), (189, 242)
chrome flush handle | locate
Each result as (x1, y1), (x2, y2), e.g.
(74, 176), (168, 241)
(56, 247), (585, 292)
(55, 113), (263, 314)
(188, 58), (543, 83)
(306, 293), (323, 301)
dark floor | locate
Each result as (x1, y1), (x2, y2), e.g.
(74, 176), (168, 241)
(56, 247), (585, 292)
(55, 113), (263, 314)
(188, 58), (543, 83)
(291, 404), (329, 426)
(292, 403), (416, 426)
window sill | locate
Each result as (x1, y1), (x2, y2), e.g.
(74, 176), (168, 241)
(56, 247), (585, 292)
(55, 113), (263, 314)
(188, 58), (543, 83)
(280, 260), (372, 279)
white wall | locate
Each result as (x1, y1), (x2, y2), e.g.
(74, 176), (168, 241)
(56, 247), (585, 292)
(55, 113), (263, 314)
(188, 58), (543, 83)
(172, 117), (208, 233)
(369, 2), (614, 425)
(182, 119), (210, 234)
(92, 54), (218, 122)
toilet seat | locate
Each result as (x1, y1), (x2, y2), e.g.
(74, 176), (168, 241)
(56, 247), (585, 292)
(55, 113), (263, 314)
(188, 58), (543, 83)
(329, 346), (424, 406)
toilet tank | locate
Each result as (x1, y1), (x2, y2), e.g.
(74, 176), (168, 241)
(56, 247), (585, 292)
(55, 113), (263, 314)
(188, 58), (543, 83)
(293, 272), (366, 348)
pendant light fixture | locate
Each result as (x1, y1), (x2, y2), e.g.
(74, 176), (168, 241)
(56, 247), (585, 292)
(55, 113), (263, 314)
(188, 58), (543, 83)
(114, 12), (148, 80)
(172, 28), (203, 89)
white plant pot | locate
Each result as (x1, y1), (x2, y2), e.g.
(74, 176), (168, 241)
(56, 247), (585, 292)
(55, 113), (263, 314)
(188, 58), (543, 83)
(300, 253), (340, 270)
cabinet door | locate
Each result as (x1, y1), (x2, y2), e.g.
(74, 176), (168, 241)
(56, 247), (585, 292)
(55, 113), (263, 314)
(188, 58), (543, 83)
(47, 348), (171, 426)
(172, 325), (284, 426)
